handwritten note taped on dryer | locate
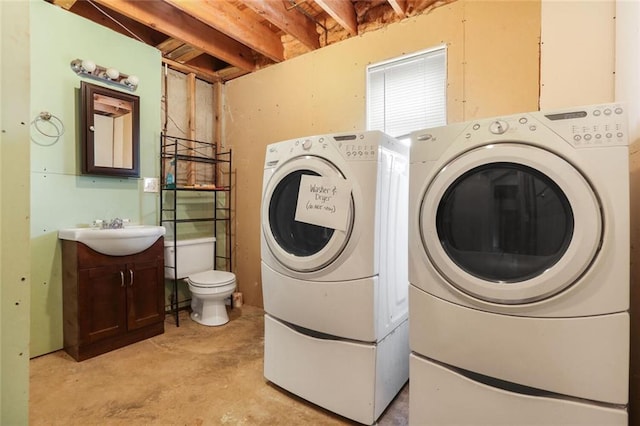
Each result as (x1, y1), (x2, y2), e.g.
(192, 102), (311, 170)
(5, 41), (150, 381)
(295, 175), (352, 231)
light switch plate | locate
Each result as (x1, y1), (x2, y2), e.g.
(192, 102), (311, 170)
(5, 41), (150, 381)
(143, 177), (159, 193)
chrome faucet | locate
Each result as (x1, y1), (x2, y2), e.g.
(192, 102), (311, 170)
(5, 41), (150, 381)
(108, 218), (124, 229)
(91, 218), (129, 229)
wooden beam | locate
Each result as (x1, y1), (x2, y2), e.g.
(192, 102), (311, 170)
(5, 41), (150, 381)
(168, 62), (249, 82)
(161, 57), (222, 84)
(165, 45), (203, 63)
(94, 0), (256, 71)
(187, 73), (196, 186)
(314, 0), (357, 35)
(156, 38), (185, 53)
(172, 48), (205, 64)
(165, 0), (285, 62)
(214, 82), (223, 151)
(187, 73), (196, 142)
(387, 0), (407, 18)
(241, 0), (320, 51)
(216, 66), (251, 81)
(66, 0), (167, 46)
(52, 0), (77, 10)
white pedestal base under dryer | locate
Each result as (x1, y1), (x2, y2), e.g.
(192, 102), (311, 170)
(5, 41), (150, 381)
(264, 314), (409, 425)
(409, 354), (627, 426)
(410, 286), (629, 404)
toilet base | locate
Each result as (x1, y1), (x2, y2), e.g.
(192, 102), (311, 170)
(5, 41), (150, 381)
(190, 300), (230, 326)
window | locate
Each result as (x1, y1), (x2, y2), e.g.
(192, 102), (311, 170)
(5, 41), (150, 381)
(366, 46), (447, 140)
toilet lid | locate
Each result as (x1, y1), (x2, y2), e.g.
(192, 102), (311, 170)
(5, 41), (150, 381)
(188, 270), (236, 288)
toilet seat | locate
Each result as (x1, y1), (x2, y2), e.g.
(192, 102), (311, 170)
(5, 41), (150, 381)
(188, 270), (236, 288)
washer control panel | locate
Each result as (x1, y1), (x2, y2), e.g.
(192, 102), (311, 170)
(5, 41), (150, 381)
(339, 142), (378, 159)
(264, 132), (403, 168)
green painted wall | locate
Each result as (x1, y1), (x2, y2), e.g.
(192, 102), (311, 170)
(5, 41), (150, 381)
(29, 1), (161, 357)
(1, 1), (31, 423)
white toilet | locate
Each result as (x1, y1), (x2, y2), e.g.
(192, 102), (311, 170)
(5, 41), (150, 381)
(164, 237), (236, 326)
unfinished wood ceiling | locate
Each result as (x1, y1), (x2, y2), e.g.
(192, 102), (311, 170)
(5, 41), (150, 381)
(50, 0), (452, 82)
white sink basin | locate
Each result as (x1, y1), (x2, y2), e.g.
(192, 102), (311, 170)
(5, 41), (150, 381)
(58, 225), (166, 256)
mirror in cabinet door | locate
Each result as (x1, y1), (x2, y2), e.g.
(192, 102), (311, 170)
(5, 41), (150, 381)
(80, 81), (140, 177)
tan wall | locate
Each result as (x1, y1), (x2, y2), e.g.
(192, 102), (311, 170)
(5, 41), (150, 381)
(540, 0), (615, 108)
(224, 0), (541, 307)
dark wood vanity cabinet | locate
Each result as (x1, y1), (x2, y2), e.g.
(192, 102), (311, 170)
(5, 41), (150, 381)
(62, 238), (165, 361)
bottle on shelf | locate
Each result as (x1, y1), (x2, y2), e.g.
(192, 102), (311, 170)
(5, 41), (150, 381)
(166, 158), (176, 189)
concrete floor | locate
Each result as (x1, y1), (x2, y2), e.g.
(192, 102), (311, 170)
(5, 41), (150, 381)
(30, 305), (409, 425)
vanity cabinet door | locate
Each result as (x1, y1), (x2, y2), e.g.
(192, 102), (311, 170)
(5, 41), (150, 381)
(127, 258), (165, 330)
(78, 264), (128, 344)
(62, 238), (165, 361)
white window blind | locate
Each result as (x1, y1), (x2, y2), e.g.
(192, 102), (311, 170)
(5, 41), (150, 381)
(366, 47), (447, 139)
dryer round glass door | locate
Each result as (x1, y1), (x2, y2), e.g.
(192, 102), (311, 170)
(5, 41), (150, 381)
(419, 143), (602, 304)
(262, 155), (354, 273)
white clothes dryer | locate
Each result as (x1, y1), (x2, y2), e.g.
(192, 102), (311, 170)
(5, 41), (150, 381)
(408, 104), (629, 424)
(261, 131), (410, 425)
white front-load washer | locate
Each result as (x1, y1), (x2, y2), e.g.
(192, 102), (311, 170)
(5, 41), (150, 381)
(408, 104), (629, 424)
(261, 131), (409, 425)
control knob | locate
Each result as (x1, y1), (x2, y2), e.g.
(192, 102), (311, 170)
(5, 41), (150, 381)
(489, 120), (509, 135)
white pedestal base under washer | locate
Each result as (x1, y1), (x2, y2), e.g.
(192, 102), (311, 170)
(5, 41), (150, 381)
(261, 131), (410, 424)
(408, 103), (629, 423)
(264, 314), (409, 426)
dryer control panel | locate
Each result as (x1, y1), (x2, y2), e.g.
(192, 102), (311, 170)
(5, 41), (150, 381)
(455, 103), (628, 150)
(533, 103), (628, 148)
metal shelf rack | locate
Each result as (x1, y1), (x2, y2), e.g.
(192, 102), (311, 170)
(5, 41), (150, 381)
(160, 133), (232, 326)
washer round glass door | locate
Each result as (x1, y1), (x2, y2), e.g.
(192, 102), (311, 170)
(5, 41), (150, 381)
(420, 143), (602, 304)
(262, 155), (354, 273)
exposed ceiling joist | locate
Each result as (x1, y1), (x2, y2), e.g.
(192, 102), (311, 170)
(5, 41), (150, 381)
(165, 45), (204, 63)
(52, 0), (78, 9)
(162, 57), (222, 83)
(388, 0), (407, 18)
(241, 0), (321, 51)
(51, 0), (451, 82)
(62, 0), (167, 46)
(165, 0), (285, 62)
(156, 38), (185, 53)
(94, 0), (258, 71)
(314, 0), (358, 35)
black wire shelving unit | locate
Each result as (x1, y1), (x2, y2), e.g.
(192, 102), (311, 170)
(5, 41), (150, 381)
(160, 133), (232, 326)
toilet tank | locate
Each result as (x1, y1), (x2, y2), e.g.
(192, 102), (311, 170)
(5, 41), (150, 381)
(164, 237), (216, 279)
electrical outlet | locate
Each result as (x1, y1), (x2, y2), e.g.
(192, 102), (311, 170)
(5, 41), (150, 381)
(143, 177), (159, 193)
